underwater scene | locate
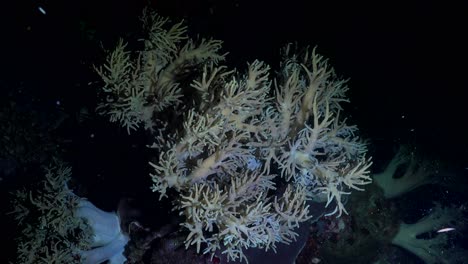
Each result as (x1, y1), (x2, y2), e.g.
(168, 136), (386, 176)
(1, 1), (467, 263)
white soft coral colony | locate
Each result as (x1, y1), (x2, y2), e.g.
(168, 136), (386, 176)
(96, 10), (372, 262)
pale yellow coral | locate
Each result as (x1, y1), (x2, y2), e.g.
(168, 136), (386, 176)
(96, 10), (372, 263)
